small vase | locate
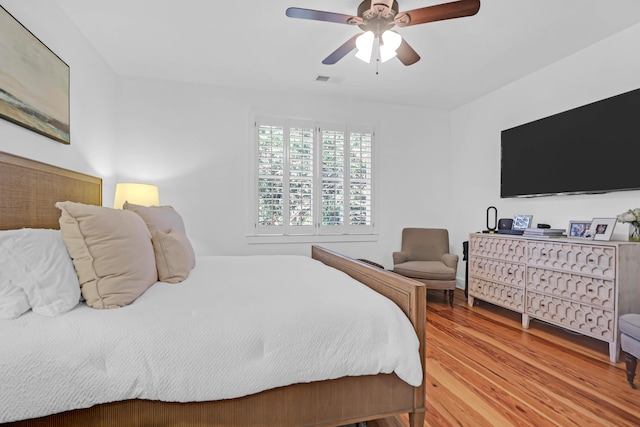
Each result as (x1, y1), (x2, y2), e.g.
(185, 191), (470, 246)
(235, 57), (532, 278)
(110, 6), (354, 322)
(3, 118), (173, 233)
(630, 224), (640, 242)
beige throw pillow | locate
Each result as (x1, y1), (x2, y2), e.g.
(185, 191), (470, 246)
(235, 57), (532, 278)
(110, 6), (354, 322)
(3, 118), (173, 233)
(56, 201), (158, 309)
(123, 201), (196, 283)
(123, 201), (186, 233)
(151, 229), (196, 283)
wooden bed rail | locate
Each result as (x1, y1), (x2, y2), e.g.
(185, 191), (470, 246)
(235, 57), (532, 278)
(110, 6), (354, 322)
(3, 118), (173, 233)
(312, 246), (427, 426)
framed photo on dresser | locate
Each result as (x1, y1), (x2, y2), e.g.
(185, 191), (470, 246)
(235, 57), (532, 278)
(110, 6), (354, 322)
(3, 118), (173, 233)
(567, 220), (592, 238)
(588, 218), (616, 241)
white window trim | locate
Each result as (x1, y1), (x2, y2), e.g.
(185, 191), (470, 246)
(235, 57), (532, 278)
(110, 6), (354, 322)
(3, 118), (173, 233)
(249, 115), (377, 242)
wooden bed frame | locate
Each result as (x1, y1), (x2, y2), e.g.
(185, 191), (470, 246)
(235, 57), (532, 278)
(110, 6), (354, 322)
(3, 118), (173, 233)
(0, 151), (426, 427)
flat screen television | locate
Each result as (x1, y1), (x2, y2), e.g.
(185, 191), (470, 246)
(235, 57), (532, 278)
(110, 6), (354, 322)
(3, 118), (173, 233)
(501, 87), (640, 198)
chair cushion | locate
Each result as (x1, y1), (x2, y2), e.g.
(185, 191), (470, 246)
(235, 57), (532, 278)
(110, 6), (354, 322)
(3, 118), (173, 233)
(620, 314), (640, 339)
(393, 260), (456, 280)
(622, 334), (640, 359)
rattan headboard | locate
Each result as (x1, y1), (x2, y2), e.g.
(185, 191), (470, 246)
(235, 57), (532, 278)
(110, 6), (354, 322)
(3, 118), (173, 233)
(0, 151), (102, 230)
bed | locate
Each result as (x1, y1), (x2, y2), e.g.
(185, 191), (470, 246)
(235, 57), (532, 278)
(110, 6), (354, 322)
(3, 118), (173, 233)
(0, 151), (426, 427)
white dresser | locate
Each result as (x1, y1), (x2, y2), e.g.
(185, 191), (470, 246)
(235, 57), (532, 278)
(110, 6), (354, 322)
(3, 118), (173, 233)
(468, 233), (640, 362)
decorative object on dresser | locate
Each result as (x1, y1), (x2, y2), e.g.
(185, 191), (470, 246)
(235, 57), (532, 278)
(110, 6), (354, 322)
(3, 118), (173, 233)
(483, 206), (498, 233)
(588, 217), (616, 241)
(522, 228), (565, 238)
(567, 220), (592, 238)
(0, 6), (70, 144)
(497, 217), (513, 232)
(616, 208), (640, 242)
(512, 215), (533, 231)
(497, 215), (534, 235)
(467, 233), (640, 362)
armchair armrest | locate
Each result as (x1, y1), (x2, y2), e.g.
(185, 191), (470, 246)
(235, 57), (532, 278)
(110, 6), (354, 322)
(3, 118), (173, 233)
(442, 253), (459, 269)
(392, 251), (409, 265)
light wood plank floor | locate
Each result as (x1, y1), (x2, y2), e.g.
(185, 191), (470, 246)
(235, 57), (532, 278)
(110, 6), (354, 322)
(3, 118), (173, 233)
(374, 290), (640, 427)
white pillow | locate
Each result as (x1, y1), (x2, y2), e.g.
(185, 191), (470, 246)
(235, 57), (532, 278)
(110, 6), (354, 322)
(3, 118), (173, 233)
(0, 270), (30, 319)
(0, 229), (81, 317)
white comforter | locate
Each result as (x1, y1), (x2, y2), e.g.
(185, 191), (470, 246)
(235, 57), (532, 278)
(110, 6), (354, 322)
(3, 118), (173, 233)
(0, 255), (422, 422)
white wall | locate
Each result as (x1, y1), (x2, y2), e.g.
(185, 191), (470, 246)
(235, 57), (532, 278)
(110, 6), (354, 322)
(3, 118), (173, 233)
(449, 22), (640, 283)
(6, 1), (638, 285)
(114, 77), (451, 265)
(0, 1), (118, 191)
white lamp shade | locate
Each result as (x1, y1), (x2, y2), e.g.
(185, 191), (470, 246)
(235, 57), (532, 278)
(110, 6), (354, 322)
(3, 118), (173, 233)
(380, 30), (402, 63)
(355, 31), (375, 63)
(114, 183), (159, 208)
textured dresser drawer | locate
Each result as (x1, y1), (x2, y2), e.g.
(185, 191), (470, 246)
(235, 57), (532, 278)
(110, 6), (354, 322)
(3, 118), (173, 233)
(469, 277), (524, 311)
(469, 258), (526, 288)
(525, 291), (614, 340)
(470, 235), (526, 263)
(527, 242), (615, 279)
(527, 267), (614, 310)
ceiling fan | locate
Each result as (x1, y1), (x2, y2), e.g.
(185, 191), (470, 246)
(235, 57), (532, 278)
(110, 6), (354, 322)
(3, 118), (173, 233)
(286, 0), (480, 66)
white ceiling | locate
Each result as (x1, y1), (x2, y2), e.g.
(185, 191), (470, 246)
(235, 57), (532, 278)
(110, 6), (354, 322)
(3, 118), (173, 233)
(55, 0), (640, 110)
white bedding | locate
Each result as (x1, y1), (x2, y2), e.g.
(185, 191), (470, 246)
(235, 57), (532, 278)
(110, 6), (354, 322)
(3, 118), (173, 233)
(0, 255), (422, 423)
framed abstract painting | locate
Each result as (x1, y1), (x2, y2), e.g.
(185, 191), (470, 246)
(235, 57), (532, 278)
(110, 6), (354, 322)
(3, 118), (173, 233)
(0, 6), (70, 144)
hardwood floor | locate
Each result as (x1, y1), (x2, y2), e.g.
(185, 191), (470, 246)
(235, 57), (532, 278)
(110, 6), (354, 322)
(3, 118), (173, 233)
(374, 289), (640, 427)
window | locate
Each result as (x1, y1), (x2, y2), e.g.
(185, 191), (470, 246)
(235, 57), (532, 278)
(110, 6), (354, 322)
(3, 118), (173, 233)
(254, 117), (374, 237)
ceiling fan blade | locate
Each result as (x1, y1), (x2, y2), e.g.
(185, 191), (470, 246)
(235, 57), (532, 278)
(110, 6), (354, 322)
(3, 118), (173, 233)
(286, 7), (357, 25)
(322, 34), (360, 65)
(396, 39), (420, 66)
(395, 0), (480, 27)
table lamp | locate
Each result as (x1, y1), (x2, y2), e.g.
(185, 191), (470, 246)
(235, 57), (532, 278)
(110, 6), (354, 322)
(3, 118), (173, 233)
(113, 183), (159, 208)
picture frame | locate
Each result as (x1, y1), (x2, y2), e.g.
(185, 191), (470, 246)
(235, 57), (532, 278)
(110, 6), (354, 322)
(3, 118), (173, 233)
(567, 220), (592, 238)
(588, 217), (616, 241)
(0, 6), (70, 144)
(512, 215), (533, 230)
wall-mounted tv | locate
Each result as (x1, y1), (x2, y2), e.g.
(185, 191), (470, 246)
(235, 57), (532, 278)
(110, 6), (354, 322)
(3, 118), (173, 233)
(501, 87), (640, 198)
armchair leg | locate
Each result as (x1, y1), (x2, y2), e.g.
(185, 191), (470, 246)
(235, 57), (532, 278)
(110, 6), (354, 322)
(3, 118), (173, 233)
(448, 289), (454, 307)
(626, 352), (637, 389)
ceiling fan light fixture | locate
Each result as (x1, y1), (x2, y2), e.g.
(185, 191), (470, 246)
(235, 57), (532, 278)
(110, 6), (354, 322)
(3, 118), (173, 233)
(380, 30), (402, 63)
(355, 31), (375, 63)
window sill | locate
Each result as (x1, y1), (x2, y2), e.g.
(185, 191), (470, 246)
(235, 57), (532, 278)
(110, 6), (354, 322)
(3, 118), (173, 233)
(246, 233), (379, 244)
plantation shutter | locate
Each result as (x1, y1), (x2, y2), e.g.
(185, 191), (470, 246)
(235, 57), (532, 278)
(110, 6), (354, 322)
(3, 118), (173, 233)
(256, 120), (285, 234)
(318, 123), (373, 234)
(255, 117), (373, 236)
(287, 122), (315, 233)
(348, 127), (373, 230)
(255, 117), (315, 234)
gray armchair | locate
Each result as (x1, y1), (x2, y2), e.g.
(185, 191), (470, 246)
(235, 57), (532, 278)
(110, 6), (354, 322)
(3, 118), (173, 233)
(393, 228), (459, 307)
(621, 313), (640, 388)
